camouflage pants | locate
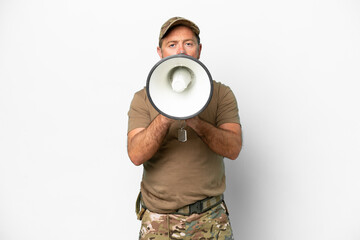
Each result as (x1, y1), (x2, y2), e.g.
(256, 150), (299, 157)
(139, 202), (234, 240)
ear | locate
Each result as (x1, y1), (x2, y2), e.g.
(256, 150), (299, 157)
(197, 43), (202, 59)
(157, 46), (162, 58)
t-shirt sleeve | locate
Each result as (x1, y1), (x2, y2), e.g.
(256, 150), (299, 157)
(216, 85), (241, 127)
(127, 89), (152, 133)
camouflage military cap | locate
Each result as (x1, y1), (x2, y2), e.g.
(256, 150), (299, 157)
(159, 17), (200, 44)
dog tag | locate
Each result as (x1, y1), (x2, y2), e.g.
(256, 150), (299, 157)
(178, 128), (187, 142)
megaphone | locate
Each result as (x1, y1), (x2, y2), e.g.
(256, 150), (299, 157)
(146, 54), (213, 120)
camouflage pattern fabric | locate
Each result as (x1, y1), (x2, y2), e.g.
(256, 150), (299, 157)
(139, 202), (234, 240)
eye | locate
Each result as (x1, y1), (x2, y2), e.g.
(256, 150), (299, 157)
(185, 42), (194, 47)
(168, 43), (176, 48)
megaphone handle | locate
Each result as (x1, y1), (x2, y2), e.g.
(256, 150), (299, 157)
(178, 120), (187, 142)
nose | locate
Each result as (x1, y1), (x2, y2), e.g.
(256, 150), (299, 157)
(178, 45), (186, 54)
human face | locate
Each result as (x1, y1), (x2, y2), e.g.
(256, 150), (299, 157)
(157, 25), (202, 59)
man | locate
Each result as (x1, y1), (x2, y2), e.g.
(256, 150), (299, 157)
(127, 16), (242, 240)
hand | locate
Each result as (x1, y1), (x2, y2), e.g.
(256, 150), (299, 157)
(158, 114), (175, 126)
(185, 116), (201, 132)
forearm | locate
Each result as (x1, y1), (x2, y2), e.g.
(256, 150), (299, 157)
(128, 115), (173, 166)
(186, 117), (242, 160)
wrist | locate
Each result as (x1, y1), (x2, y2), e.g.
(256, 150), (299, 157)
(158, 114), (174, 126)
(186, 116), (204, 135)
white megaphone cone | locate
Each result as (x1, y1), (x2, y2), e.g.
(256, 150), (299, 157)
(171, 67), (192, 93)
(146, 54), (213, 120)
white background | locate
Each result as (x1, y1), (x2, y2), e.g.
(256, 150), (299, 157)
(1, 0), (360, 239)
